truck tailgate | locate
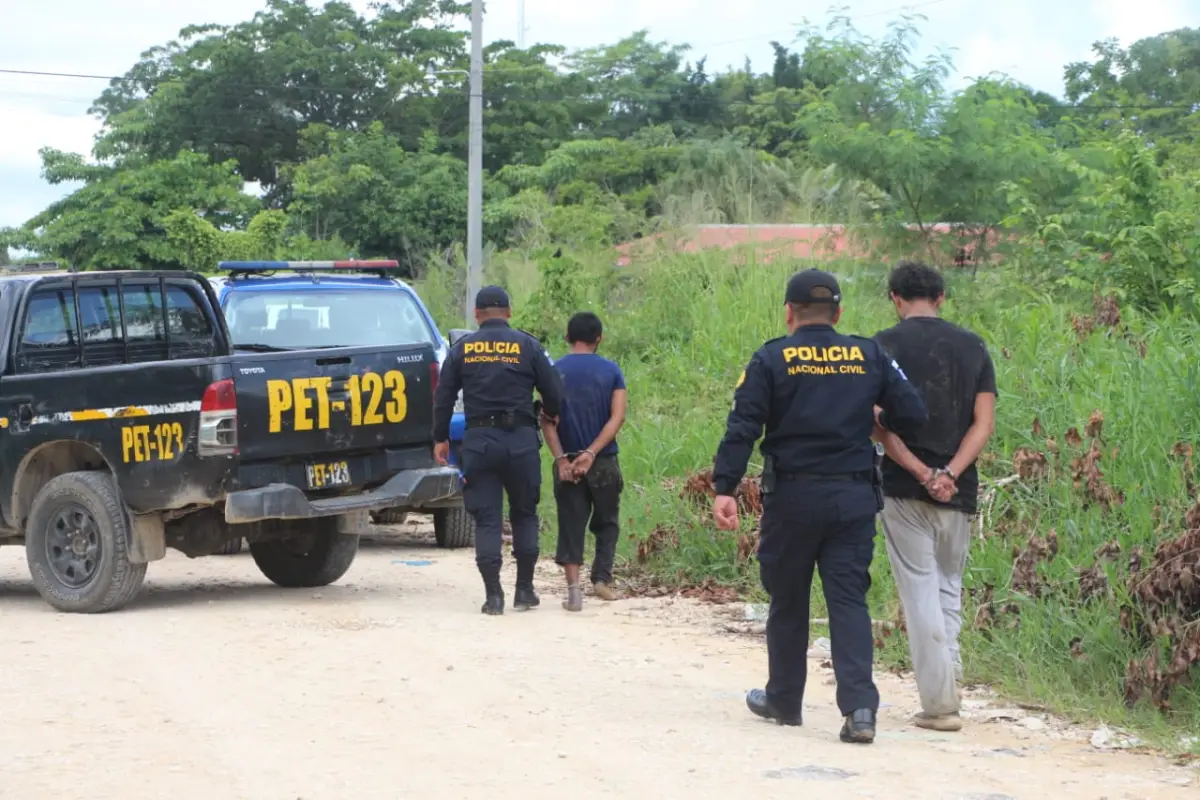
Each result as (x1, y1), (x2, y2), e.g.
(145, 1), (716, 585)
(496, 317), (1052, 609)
(232, 343), (436, 467)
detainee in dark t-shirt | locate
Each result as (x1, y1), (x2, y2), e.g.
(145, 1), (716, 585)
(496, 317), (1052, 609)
(871, 260), (997, 734)
(539, 312), (628, 612)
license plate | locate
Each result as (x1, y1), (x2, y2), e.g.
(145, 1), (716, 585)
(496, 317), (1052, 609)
(306, 461), (351, 490)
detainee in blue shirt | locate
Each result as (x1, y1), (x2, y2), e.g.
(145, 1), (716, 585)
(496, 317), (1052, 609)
(539, 312), (628, 612)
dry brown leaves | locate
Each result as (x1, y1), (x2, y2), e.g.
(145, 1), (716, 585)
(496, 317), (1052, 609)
(1077, 565), (1109, 602)
(1120, 500), (1200, 711)
(679, 468), (763, 516)
(678, 578), (740, 604)
(1069, 294), (1148, 357)
(1012, 447), (1048, 480)
(1011, 529), (1058, 598)
(1067, 418), (1124, 511)
(635, 525), (679, 563)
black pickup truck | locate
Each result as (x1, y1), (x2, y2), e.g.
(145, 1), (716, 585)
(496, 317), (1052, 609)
(0, 264), (458, 612)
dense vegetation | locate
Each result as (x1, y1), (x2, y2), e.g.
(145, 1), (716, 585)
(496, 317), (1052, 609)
(3, 0), (1199, 744)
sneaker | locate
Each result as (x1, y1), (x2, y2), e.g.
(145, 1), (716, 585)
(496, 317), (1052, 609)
(913, 711), (963, 732)
(592, 582), (620, 601)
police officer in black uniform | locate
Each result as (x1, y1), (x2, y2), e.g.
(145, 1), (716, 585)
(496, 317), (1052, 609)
(711, 269), (928, 743)
(433, 286), (564, 615)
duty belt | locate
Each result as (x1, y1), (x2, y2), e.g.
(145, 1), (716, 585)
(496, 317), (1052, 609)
(776, 470), (873, 483)
(465, 411), (537, 430)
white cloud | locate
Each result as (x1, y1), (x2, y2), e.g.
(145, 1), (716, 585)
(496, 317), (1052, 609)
(0, 96), (100, 172)
(1095, 0), (1191, 45)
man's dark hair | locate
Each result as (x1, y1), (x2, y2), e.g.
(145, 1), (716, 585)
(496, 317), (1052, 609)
(787, 286), (838, 322)
(888, 260), (945, 302)
(566, 311), (603, 344)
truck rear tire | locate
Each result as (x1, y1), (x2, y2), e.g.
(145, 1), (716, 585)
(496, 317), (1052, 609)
(369, 508), (409, 526)
(248, 520), (358, 587)
(434, 506), (474, 549)
(25, 471), (147, 613)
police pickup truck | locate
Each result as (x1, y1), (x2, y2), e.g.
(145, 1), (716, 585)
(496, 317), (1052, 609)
(0, 262), (459, 613)
(208, 260), (474, 550)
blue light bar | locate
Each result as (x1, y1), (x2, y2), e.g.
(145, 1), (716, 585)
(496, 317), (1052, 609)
(218, 260), (400, 270)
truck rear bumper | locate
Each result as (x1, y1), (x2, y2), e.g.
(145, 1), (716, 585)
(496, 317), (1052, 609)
(223, 467), (462, 524)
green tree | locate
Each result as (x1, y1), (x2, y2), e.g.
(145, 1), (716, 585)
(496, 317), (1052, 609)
(1064, 28), (1200, 168)
(794, 15), (1066, 252)
(8, 149), (259, 270)
(91, 0), (470, 193)
(282, 122), (472, 273)
(1004, 130), (1200, 313)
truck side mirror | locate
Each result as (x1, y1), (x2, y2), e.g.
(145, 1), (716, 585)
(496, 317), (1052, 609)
(448, 328), (470, 346)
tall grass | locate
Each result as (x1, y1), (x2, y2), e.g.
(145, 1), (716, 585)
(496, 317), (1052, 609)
(418, 244), (1200, 747)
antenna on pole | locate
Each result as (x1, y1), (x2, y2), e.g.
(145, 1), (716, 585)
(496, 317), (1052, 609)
(517, 0), (526, 48)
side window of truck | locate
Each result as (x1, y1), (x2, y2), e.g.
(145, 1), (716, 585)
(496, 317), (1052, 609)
(15, 278), (221, 374)
(17, 287), (81, 373)
(164, 283), (218, 358)
(121, 282), (167, 362)
(77, 284), (125, 367)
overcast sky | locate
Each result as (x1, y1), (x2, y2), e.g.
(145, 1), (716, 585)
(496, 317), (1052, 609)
(0, 0), (1194, 231)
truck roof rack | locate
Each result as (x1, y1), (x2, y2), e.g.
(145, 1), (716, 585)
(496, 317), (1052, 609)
(219, 260), (400, 279)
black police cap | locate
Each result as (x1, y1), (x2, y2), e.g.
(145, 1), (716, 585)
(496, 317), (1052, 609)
(785, 269), (841, 305)
(475, 285), (511, 309)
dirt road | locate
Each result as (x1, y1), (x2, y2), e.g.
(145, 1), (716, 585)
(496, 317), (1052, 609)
(0, 520), (1195, 799)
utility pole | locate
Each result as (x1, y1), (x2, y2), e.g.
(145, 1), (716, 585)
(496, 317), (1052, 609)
(465, 0), (484, 327)
(517, 0), (526, 48)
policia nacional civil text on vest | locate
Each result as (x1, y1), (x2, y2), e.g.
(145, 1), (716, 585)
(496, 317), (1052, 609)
(711, 269), (928, 744)
(432, 286), (565, 614)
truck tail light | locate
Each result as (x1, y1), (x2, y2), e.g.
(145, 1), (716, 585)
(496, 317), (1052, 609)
(198, 378), (238, 456)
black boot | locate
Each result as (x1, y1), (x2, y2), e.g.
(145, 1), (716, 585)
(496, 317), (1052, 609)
(839, 708), (876, 743)
(745, 689), (802, 726)
(480, 568), (504, 616)
(514, 557), (540, 610)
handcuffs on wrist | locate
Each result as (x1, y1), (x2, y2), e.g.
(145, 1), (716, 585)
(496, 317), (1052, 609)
(923, 466), (958, 489)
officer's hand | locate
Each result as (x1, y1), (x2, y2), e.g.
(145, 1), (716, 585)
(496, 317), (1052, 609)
(434, 441), (450, 465)
(713, 495), (740, 530)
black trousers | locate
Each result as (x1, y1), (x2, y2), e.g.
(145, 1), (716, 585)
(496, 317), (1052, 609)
(758, 478), (880, 717)
(459, 427), (541, 572)
(553, 453), (623, 585)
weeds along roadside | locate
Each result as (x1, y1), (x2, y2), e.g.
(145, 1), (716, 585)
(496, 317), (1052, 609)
(417, 247), (1200, 748)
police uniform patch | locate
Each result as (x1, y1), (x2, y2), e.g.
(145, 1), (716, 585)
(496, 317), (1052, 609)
(735, 370), (745, 388)
(891, 359), (908, 380)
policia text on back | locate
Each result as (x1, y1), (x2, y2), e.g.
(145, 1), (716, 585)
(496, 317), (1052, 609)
(432, 285), (564, 616)
(709, 268), (929, 745)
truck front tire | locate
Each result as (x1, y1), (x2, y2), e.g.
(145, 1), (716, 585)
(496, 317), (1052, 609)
(248, 519), (358, 587)
(434, 506), (475, 549)
(25, 471), (147, 613)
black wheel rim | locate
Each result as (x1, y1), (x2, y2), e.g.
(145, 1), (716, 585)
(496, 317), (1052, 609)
(45, 503), (102, 589)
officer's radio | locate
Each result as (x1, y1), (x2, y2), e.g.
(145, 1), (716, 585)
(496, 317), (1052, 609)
(872, 442), (885, 512)
(761, 455), (777, 494)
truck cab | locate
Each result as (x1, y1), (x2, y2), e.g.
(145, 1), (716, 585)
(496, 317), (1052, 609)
(208, 261), (474, 548)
